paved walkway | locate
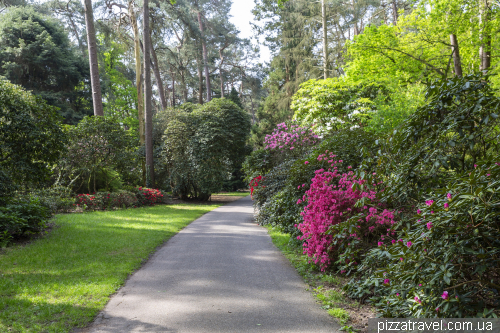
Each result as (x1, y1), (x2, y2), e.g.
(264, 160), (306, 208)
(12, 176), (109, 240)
(81, 196), (339, 333)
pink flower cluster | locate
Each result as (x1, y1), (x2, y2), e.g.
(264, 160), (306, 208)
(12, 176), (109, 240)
(296, 161), (397, 270)
(264, 122), (319, 152)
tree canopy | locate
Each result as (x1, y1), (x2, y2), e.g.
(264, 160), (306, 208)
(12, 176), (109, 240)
(0, 6), (91, 123)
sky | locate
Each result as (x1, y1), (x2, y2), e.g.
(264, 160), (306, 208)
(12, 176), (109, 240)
(229, 1), (272, 64)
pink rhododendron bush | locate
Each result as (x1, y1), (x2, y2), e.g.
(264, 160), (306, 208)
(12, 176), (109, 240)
(297, 154), (397, 272)
(264, 121), (319, 165)
(344, 162), (500, 318)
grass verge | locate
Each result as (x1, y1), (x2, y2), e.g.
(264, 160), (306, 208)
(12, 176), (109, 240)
(265, 226), (374, 332)
(0, 203), (222, 333)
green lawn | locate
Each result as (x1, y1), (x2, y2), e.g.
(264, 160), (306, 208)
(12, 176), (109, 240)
(0, 204), (222, 333)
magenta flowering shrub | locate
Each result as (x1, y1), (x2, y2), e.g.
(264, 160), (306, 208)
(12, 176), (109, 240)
(264, 122), (319, 165)
(297, 156), (398, 271)
(347, 162), (500, 318)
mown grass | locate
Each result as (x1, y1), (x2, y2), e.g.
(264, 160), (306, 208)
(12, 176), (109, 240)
(0, 203), (222, 333)
(265, 226), (353, 328)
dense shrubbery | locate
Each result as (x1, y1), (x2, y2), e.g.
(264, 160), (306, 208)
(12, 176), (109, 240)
(56, 116), (139, 193)
(0, 80), (66, 188)
(74, 188), (163, 211)
(246, 74), (500, 318)
(29, 186), (75, 214)
(162, 99), (251, 200)
(346, 162), (500, 318)
(246, 127), (377, 240)
(0, 198), (50, 246)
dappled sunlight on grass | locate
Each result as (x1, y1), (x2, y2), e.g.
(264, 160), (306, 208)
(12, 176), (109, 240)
(0, 203), (221, 332)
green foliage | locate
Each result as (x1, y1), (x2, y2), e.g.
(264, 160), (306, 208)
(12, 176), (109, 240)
(0, 168), (16, 205)
(292, 78), (389, 133)
(56, 116), (139, 193)
(0, 197), (50, 244)
(252, 159), (295, 209)
(375, 74), (500, 205)
(0, 79), (66, 188)
(28, 186), (75, 214)
(348, 162), (500, 318)
(367, 83), (427, 135)
(162, 99), (251, 200)
(0, 7), (91, 123)
(256, 186), (303, 238)
(227, 88), (243, 109)
(102, 41), (139, 131)
(242, 148), (272, 182)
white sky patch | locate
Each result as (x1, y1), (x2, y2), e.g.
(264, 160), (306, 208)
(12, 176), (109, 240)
(229, 0), (272, 64)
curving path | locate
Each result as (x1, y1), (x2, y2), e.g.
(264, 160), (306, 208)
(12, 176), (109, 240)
(79, 196), (339, 333)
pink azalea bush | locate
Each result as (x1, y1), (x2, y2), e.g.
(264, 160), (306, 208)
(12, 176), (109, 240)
(296, 156), (397, 271)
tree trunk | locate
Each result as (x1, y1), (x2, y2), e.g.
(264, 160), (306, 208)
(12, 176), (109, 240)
(129, 1), (146, 186)
(150, 37), (168, 110)
(83, 0), (104, 116)
(250, 95), (255, 125)
(171, 69), (176, 108)
(352, 0), (359, 36)
(143, 0), (154, 187)
(450, 34), (463, 77)
(219, 53), (224, 98)
(321, 0), (328, 79)
(479, 0), (491, 72)
(129, 2), (144, 144)
(181, 69), (188, 102)
(391, 0), (398, 25)
(219, 49), (224, 98)
(197, 10), (211, 102)
(197, 55), (204, 104)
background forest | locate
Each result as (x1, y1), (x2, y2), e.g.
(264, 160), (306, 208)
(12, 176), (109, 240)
(1, 0), (499, 322)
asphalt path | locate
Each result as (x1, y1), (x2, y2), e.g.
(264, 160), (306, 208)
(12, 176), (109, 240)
(81, 195), (339, 333)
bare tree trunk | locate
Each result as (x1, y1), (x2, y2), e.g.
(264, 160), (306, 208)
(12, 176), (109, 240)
(479, 0), (491, 72)
(219, 49), (224, 98)
(197, 10), (211, 102)
(181, 69), (188, 102)
(143, 0), (154, 187)
(249, 95), (256, 124)
(84, 0), (104, 116)
(220, 69), (224, 98)
(391, 0), (398, 25)
(352, 0), (359, 36)
(197, 55), (204, 104)
(129, 2), (144, 144)
(129, 1), (146, 186)
(171, 69), (176, 108)
(321, 0), (328, 79)
(150, 39), (167, 110)
(450, 34), (463, 77)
